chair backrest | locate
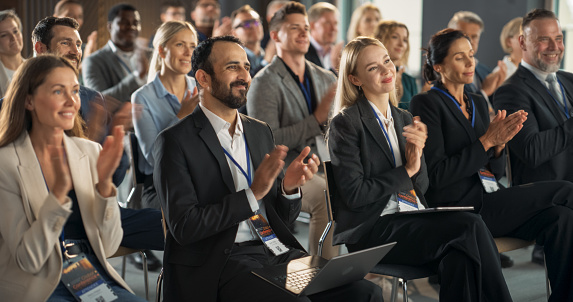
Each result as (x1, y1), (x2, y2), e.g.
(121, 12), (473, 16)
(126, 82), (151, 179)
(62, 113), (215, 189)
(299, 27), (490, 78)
(505, 145), (513, 187)
(318, 161), (336, 257)
(128, 132), (146, 186)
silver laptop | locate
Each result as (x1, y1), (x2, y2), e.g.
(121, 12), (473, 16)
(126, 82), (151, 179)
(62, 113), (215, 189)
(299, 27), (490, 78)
(251, 242), (396, 296)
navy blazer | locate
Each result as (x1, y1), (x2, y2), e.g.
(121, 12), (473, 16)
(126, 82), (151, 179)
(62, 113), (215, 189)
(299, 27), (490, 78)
(153, 106), (304, 302)
(328, 97), (429, 245)
(493, 64), (573, 185)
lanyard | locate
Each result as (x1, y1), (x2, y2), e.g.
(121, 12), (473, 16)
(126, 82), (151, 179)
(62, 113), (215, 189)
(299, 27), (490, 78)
(114, 53), (133, 74)
(299, 76), (313, 114)
(543, 78), (570, 119)
(431, 86), (476, 128)
(370, 104), (396, 167)
(222, 135), (252, 186)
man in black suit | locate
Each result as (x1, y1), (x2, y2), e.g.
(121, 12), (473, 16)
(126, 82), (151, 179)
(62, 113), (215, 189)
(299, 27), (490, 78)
(305, 2), (339, 74)
(153, 35), (382, 302)
(494, 9), (573, 265)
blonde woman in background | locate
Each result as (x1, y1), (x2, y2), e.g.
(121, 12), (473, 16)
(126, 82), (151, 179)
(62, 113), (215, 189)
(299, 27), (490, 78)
(375, 20), (417, 110)
(0, 9), (24, 98)
(493, 17), (523, 80)
(346, 3), (381, 41)
(132, 20), (198, 210)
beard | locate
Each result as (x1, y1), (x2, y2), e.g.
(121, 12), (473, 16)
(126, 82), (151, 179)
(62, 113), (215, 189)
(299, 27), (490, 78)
(211, 76), (248, 109)
(535, 53), (563, 73)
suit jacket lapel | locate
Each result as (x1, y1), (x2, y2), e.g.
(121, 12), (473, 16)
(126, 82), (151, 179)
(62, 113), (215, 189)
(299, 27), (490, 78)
(15, 133), (48, 222)
(194, 107), (236, 193)
(241, 115), (264, 169)
(357, 98), (396, 167)
(434, 90), (477, 141)
(273, 57), (310, 116)
(519, 65), (567, 122)
(391, 106), (407, 163)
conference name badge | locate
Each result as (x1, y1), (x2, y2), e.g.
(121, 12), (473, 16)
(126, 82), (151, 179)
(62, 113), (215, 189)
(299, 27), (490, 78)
(478, 168), (500, 193)
(61, 254), (118, 302)
(397, 189), (419, 212)
(249, 212), (289, 256)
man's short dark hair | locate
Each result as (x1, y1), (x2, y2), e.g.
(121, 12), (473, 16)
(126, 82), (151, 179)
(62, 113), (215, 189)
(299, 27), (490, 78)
(522, 8), (558, 32)
(191, 35), (242, 89)
(32, 16), (79, 48)
(160, 0), (185, 14)
(190, 0), (220, 11)
(269, 1), (306, 32)
(108, 3), (137, 22)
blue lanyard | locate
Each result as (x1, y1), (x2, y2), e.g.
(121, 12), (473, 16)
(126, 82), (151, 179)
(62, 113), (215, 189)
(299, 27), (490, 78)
(544, 78), (570, 119)
(114, 53), (133, 73)
(299, 76), (312, 114)
(370, 104), (397, 167)
(222, 135), (252, 186)
(431, 86), (476, 128)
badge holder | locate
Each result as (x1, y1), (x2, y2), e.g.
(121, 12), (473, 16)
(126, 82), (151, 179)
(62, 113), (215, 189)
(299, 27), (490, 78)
(478, 168), (500, 193)
(397, 189), (419, 212)
(60, 240), (118, 302)
(249, 211), (289, 256)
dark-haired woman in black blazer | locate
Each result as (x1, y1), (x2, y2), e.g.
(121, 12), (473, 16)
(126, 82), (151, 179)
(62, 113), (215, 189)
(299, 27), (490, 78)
(410, 28), (573, 301)
(328, 36), (512, 302)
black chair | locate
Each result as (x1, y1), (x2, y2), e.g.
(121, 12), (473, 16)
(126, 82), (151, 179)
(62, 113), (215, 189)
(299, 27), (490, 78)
(126, 132), (146, 208)
(319, 161), (435, 302)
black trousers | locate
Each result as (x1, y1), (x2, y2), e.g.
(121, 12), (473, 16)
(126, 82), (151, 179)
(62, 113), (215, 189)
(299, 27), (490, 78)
(479, 180), (573, 302)
(119, 207), (164, 250)
(217, 244), (382, 302)
(347, 211), (512, 302)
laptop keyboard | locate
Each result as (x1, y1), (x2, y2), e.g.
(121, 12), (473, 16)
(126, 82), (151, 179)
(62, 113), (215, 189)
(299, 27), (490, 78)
(274, 267), (322, 290)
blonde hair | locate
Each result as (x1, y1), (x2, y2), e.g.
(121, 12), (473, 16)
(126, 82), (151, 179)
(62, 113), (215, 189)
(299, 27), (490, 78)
(346, 3), (381, 41)
(0, 55), (85, 147)
(374, 20), (410, 66)
(334, 37), (397, 115)
(148, 20), (197, 82)
(499, 17), (522, 54)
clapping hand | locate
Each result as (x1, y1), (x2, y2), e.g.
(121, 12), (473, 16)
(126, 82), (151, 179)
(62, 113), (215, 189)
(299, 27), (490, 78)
(403, 117), (427, 177)
(480, 110), (527, 153)
(49, 145), (72, 204)
(96, 125), (125, 197)
(283, 146), (319, 194)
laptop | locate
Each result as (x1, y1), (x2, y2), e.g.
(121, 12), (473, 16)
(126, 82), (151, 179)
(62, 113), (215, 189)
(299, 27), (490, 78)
(251, 242), (396, 296)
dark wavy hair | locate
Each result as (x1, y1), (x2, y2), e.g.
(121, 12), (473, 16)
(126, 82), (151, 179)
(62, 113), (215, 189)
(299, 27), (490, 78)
(422, 28), (470, 83)
(191, 35), (242, 90)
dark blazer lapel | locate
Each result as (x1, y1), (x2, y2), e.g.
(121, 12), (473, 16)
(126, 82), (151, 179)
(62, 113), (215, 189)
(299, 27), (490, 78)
(194, 107), (236, 193)
(241, 114), (265, 169)
(558, 71), (573, 106)
(434, 90), (477, 141)
(519, 65), (567, 122)
(391, 106), (407, 163)
(357, 98), (395, 166)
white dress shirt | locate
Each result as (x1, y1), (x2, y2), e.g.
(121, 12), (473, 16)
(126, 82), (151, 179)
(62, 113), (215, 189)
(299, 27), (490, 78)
(107, 40), (146, 86)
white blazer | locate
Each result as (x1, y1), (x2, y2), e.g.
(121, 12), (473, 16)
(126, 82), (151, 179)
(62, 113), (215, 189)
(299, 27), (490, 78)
(0, 132), (130, 301)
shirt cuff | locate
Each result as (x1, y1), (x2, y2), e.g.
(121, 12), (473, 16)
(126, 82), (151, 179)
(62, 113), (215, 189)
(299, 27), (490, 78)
(244, 188), (260, 212)
(281, 180), (301, 199)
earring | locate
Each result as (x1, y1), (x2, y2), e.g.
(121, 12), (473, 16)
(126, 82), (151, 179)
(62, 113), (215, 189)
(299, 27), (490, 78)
(358, 85), (362, 92)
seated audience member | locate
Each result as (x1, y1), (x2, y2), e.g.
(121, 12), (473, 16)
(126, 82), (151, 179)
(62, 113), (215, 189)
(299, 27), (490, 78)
(260, 0), (288, 53)
(410, 28), (573, 301)
(374, 20), (417, 110)
(346, 3), (381, 41)
(32, 16), (165, 271)
(492, 17), (522, 80)
(53, 0), (98, 59)
(132, 21), (198, 210)
(493, 9), (573, 267)
(231, 5), (267, 77)
(83, 3), (150, 103)
(0, 55), (146, 302)
(0, 9), (24, 98)
(154, 34), (382, 302)
(247, 2), (339, 259)
(190, 0), (231, 42)
(328, 36), (512, 302)
(148, 1), (186, 49)
(306, 2), (341, 74)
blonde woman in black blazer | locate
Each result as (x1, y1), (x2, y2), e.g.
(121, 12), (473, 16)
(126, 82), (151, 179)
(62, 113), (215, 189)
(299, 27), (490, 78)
(410, 28), (573, 301)
(328, 36), (512, 302)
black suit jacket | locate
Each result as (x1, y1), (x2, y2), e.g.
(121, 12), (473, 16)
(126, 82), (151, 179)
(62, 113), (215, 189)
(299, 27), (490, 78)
(327, 97), (429, 245)
(305, 43), (322, 68)
(493, 64), (573, 185)
(410, 87), (505, 209)
(153, 106), (304, 302)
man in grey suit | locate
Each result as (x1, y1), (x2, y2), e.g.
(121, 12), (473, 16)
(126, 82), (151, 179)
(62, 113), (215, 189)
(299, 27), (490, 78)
(82, 3), (149, 102)
(247, 2), (338, 259)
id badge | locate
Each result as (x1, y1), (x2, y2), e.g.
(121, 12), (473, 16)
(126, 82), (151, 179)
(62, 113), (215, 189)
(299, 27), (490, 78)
(478, 168), (500, 193)
(249, 213), (289, 256)
(397, 190), (419, 212)
(61, 253), (118, 302)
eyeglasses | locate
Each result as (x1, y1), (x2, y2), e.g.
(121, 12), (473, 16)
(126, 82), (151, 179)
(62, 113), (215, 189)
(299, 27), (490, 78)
(234, 19), (261, 29)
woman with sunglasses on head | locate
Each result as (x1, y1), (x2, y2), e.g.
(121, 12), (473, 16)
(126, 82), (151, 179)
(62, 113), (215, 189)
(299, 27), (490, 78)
(410, 28), (573, 301)
(0, 55), (146, 301)
(328, 36), (512, 302)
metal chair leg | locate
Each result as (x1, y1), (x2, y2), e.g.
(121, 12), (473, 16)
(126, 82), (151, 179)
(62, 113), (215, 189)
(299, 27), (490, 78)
(390, 277), (398, 302)
(544, 254), (550, 301)
(140, 251), (149, 300)
(156, 268), (164, 302)
(402, 278), (408, 302)
(121, 255), (127, 279)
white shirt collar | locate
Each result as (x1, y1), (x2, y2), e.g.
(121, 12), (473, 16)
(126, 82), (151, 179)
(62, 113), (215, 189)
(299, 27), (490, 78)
(107, 40), (134, 57)
(199, 102), (244, 137)
(309, 36), (330, 57)
(368, 100), (393, 123)
(521, 59), (554, 83)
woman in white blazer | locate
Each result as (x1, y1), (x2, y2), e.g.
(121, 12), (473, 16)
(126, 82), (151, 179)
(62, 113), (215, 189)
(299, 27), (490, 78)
(0, 55), (146, 301)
